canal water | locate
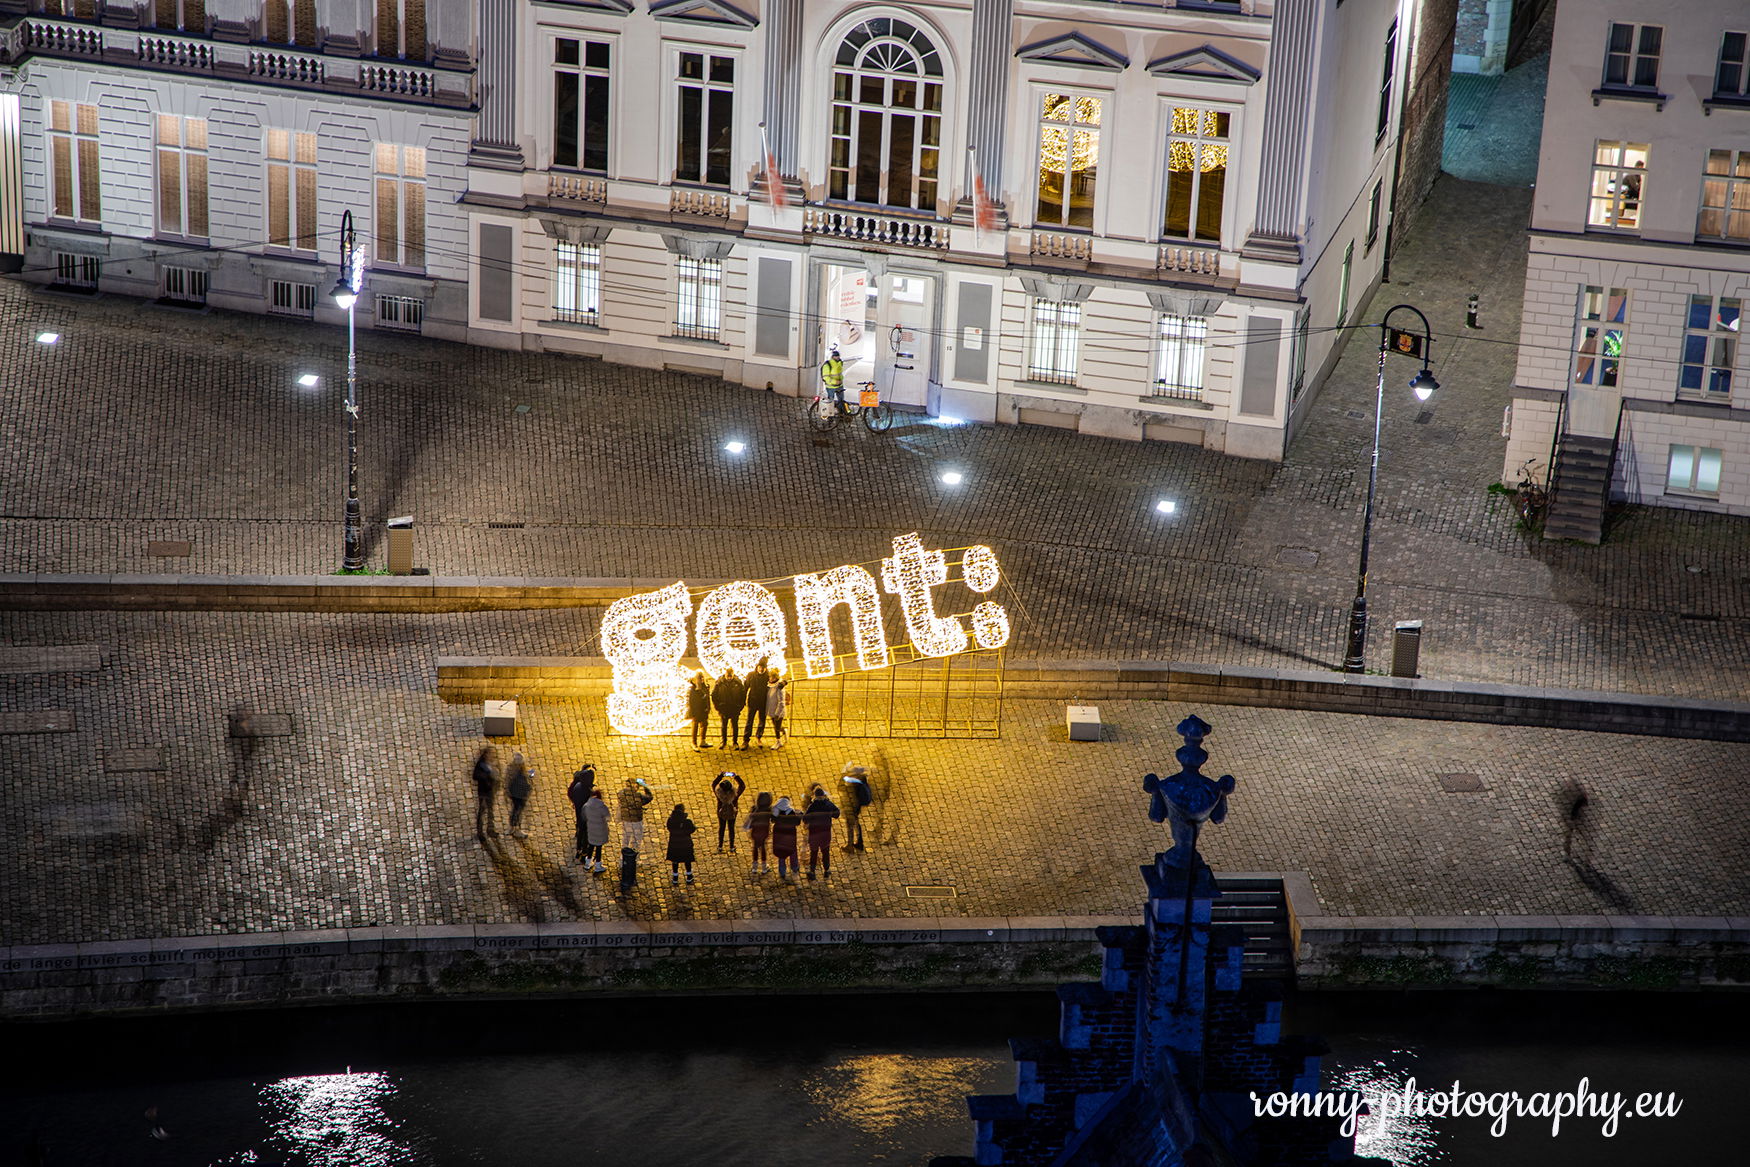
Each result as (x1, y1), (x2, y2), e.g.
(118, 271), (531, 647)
(1, 990), (1740, 1165)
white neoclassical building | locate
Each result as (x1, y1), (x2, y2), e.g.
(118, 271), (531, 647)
(1503, 0), (1750, 532)
(462, 0), (1426, 460)
(0, 0), (1434, 461)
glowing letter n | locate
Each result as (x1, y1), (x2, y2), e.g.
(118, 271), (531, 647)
(601, 582), (693, 736)
(794, 565), (890, 679)
(881, 532), (969, 658)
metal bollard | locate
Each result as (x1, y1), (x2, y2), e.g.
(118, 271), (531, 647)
(1466, 294), (1480, 329)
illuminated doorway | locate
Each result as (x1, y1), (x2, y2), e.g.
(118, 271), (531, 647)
(818, 266), (934, 410)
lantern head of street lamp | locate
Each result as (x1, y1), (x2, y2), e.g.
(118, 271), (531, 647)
(331, 278), (358, 311)
(1409, 368), (1439, 402)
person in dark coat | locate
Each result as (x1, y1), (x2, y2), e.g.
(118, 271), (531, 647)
(742, 657), (771, 749)
(744, 791), (774, 875)
(665, 803), (698, 885)
(840, 764), (870, 851)
(472, 746), (500, 841)
(687, 671), (712, 749)
(712, 770), (747, 853)
(770, 796), (803, 881)
(505, 753), (534, 839)
(581, 789), (611, 872)
(567, 764), (596, 861)
(711, 668), (747, 748)
(803, 785), (841, 880)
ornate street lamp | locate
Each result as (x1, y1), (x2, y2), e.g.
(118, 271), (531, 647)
(1343, 304), (1439, 673)
(331, 210), (366, 571)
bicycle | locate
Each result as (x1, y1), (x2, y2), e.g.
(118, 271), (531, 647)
(807, 380), (893, 434)
(1514, 458), (1548, 524)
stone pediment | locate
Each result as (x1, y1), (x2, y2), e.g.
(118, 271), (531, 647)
(648, 0), (758, 28)
(1146, 45), (1261, 84)
(539, 0), (634, 13)
(1016, 32), (1129, 72)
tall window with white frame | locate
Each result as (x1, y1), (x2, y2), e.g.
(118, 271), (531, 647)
(553, 241), (602, 325)
(1036, 94), (1101, 230)
(554, 39), (611, 172)
(827, 17), (943, 210)
(1336, 241), (1353, 328)
(675, 52), (734, 187)
(266, 129), (317, 251)
(1587, 141), (1648, 230)
(1666, 444), (1723, 497)
(264, 0), (318, 46)
(374, 144), (426, 269)
(1027, 298), (1081, 385)
(675, 256), (722, 340)
(1718, 33), (1750, 100)
(1162, 107), (1227, 244)
(1572, 286), (1627, 387)
(1679, 296), (1739, 402)
(1602, 22), (1662, 90)
(375, 0), (426, 60)
(152, 0), (206, 32)
(156, 115), (208, 239)
(1153, 314), (1208, 401)
(1376, 20), (1398, 141)
(47, 101), (100, 224)
(1698, 149), (1750, 243)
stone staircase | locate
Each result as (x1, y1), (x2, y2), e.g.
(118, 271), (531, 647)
(1542, 434), (1615, 544)
(1212, 875), (1293, 980)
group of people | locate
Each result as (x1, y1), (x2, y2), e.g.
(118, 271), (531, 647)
(471, 749), (876, 888)
(689, 656), (789, 750)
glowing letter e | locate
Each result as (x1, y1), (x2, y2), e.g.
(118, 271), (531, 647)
(881, 533), (970, 658)
(601, 582), (693, 735)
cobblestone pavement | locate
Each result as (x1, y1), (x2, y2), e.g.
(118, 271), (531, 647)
(4, 173), (1749, 696)
(3, 611), (1748, 947)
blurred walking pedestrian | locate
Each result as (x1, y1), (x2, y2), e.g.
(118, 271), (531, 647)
(567, 763), (596, 862)
(803, 784), (841, 880)
(666, 803), (698, 885)
(618, 775), (654, 849)
(767, 669), (790, 748)
(472, 747), (500, 841)
(712, 770), (747, 852)
(687, 671), (713, 749)
(840, 764), (870, 851)
(745, 791), (774, 875)
(582, 788), (611, 872)
(505, 753), (533, 839)
(770, 795), (803, 881)
(744, 657), (771, 748)
(712, 668), (747, 748)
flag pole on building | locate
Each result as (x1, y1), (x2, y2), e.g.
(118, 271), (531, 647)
(759, 122), (786, 210)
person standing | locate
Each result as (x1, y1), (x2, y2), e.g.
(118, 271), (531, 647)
(504, 754), (534, 839)
(687, 671), (712, 749)
(803, 785), (841, 880)
(840, 764), (870, 851)
(766, 670), (790, 748)
(567, 763), (596, 862)
(581, 789), (611, 872)
(770, 796), (803, 881)
(711, 668), (746, 749)
(821, 345), (847, 414)
(472, 747), (500, 841)
(618, 776), (654, 850)
(666, 803), (698, 885)
(712, 771), (747, 852)
(744, 791), (774, 875)
(743, 657), (771, 749)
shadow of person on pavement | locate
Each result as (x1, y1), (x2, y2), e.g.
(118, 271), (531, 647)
(514, 837), (583, 915)
(868, 747), (903, 848)
(480, 835), (544, 921)
(1556, 779), (1635, 912)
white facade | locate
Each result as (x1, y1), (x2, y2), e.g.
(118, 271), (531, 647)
(1504, 0), (1750, 514)
(0, 0), (477, 336)
(463, 0), (1421, 460)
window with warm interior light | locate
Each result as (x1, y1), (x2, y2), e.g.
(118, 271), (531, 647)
(1163, 106), (1227, 244)
(1036, 93), (1101, 230)
(1587, 140), (1648, 230)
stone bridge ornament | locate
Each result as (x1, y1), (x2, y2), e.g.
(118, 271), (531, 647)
(1143, 714), (1235, 867)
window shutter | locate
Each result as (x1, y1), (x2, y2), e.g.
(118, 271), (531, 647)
(405, 0), (427, 61)
(375, 176), (399, 264)
(265, 0), (288, 44)
(376, 0), (398, 55)
(294, 0), (318, 47)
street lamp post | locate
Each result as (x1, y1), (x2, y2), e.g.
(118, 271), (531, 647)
(331, 210), (366, 571)
(1343, 304), (1440, 674)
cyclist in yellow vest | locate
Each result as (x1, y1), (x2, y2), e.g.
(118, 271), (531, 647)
(820, 346), (847, 414)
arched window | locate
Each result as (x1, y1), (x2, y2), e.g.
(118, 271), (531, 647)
(829, 17), (943, 212)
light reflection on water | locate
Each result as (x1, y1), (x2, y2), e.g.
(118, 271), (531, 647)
(801, 1053), (996, 1138)
(206, 1071), (415, 1167)
(1329, 1054), (1441, 1167)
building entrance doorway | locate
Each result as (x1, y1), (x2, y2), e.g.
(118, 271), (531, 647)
(819, 266), (934, 410)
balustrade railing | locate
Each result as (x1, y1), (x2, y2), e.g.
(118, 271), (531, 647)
(248, 49), (326, 85)
(670, 189), (733, 219)
(359, 62), (434, 97)
(803, 207), (948, 249)
(549, 174), (608, 204)
(1158, 243), (1222, 277)
(138, 34), (214, 70)
(1030, 231), (1091, 261)
(20, 19), (104, 57)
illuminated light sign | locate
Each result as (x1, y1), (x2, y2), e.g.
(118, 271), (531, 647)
(601, 534), (1011, 735)
(794, 564), (890, 679)
(695, 579), (789, 679)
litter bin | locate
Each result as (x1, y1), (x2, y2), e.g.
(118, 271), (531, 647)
(387, 515), (414, 575)
(1390, 620), (1423, 678)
